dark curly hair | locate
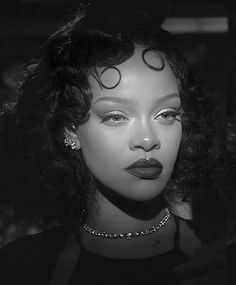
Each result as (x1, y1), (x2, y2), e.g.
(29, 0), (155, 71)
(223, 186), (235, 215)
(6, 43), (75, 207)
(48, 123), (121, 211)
(0, 2), (225, 238)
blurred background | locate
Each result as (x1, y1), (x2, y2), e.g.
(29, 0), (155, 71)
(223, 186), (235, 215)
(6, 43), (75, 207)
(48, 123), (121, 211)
(0, 0), (235, 245)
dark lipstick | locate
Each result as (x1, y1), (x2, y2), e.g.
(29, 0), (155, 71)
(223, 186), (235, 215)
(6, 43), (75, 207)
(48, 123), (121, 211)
(125, 158), (163, 179)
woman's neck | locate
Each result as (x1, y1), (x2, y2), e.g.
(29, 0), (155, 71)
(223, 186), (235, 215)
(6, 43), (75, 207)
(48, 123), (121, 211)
(86, 186), (167, 233)
(79, 186), (176, 259)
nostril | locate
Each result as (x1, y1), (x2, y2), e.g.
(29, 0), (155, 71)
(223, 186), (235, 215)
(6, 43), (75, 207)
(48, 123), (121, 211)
(146, 143), (160, 152)
(129, 126), (161, 151)
(134, 142), (160, 152)
(142, 137), (161, 152)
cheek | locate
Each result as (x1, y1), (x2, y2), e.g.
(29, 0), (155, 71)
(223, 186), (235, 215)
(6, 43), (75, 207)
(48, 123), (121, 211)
(161, 125), (182, 164)
(78, 124), (124, 164)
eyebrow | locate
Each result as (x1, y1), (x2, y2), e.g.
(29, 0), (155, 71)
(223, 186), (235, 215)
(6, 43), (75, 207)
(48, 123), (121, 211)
(93, 93), (180, 105)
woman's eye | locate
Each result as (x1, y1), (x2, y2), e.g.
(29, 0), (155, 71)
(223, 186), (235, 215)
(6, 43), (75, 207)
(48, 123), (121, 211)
(155, 110), (181, 123)
(99, 113), (128, 125)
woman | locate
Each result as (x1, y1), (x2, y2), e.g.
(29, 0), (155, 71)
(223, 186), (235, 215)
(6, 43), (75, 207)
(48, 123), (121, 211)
(0, 1), (226, 284)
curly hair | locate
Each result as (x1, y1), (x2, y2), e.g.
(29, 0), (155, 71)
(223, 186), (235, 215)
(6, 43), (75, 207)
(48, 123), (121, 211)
(0, 2), (224, 237)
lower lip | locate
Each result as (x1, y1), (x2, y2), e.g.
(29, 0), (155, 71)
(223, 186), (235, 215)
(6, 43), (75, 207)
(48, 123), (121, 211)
(125, 167), (163, 179)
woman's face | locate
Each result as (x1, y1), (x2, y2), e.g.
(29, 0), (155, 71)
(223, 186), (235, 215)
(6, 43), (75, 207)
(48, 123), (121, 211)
(74, 47), (182, 201)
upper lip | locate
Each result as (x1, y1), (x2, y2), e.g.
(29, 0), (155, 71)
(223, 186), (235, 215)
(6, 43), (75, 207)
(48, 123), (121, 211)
(126, 158), (163, 169)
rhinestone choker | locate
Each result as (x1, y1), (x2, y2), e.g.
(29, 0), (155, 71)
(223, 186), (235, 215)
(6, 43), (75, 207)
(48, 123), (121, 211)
(83, 208), (171, 240)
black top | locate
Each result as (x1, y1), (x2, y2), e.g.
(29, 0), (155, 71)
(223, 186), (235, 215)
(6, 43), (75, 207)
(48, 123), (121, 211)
(0, 217), (187, 285)
(70, 246), (186, 285)
(70, 216), (187, 285)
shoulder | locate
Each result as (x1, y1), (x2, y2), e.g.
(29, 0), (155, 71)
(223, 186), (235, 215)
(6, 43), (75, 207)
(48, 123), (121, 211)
(0, 225), (70, 285)
(169, 202), (192, 220)
(169, 202), (202, 257)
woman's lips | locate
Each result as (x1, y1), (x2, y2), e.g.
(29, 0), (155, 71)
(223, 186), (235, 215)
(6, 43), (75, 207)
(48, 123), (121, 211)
(125, 158), (163, 179)
(125, 167), (162, 179)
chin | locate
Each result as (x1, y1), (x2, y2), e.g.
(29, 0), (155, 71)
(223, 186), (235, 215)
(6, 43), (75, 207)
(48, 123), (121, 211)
(116, 182), (166, 202)
(93, 174), (169, 203)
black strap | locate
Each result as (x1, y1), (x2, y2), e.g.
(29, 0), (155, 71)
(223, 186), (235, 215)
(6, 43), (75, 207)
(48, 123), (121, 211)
(173, 214), (181, 251)
(47, 233), (80, 285)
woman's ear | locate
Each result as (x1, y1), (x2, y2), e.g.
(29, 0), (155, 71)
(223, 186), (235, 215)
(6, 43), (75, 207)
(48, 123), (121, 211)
(64, 127), (81, 150)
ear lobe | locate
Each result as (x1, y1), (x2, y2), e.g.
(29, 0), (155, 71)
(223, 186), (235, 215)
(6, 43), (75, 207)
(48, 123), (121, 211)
(64, 127), (81, 150)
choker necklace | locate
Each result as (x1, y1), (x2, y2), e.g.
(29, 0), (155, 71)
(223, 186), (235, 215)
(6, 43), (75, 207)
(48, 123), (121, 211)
(82, 208), (171, 240)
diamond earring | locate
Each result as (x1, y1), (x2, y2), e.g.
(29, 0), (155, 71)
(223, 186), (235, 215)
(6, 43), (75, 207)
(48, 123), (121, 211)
(64, 138), (79, 150)
(71, 141), (77, 150)
(64, 138), (69, 147)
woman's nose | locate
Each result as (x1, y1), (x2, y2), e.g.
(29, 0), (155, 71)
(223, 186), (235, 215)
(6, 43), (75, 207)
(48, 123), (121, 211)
(129, 121), (161, 152)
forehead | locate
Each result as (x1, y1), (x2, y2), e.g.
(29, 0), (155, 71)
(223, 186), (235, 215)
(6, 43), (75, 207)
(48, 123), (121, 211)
(88, 47), (179, 101)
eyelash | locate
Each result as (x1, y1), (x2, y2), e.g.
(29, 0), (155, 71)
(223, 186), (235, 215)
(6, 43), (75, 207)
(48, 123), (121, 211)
(99, 113), (127, 124)
(155, 110), (181, 122)
(98, 109), (181, 125)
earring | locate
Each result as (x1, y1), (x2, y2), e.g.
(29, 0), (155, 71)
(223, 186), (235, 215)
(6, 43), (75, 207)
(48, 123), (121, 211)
(71, 141), (77, 150)
(64, 138), (79, 150)
(64, 138), (69, 147)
